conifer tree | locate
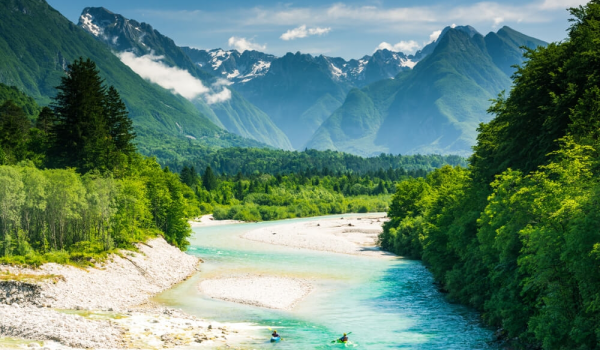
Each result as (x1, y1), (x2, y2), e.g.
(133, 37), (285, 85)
(105, 85), (136, 157)
(202, 166), (217, 191)
(50, 57), (110, 172)
(0, 100), (30, 163)
(50, 57), (136, 174)
(35, 107), (55, 135)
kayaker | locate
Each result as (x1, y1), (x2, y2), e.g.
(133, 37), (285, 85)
(272, 330), (280, 338)
(339, 333), (348, 342)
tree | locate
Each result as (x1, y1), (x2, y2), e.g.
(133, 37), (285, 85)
(35, 107), (55, 135)
(202, 166), (217, 191)
(50, 57), (110, 172)
(105, 85), (136, 158)
(0, 100), (30, 163)
(49, 57), (136, 174)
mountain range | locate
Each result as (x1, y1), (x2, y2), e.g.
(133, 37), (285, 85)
(77, 7), (546, 155)
(306, 26), (547, 156)
(0, 0), (547, 158)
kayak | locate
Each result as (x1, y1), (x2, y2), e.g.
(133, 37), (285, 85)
(332, 340), (354, 346)
(270, 336), (281, 342)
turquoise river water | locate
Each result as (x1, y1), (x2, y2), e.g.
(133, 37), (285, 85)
(156, 214), (499, 349)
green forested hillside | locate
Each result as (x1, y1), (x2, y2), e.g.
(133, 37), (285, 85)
(0, 0), (261, 153)
(307, 27), (546, 156)
(0, 84), (41, 119)
(379, 3), (600, 348)
(78, 7), (292, 150)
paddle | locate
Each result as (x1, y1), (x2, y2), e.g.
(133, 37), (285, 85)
(331, 332), (352, 343)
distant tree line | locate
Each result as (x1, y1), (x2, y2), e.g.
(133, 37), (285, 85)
(149, 145), (466, 177)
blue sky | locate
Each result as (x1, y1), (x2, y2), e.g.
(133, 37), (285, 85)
(47, 0), (587, 59)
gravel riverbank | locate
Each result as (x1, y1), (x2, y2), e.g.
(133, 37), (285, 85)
(242, 214), (390, 257)
(0, 237), (254, 349)
(199, 274), (313, 310)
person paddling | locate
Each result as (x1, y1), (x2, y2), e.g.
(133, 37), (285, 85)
(339, 333), (348, 342)
(272, 330), (280, 338)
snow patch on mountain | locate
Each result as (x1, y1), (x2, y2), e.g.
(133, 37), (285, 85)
(227, 69), (240, 79)
(79, 13), (103, 37)
(401, 58), (417, 69)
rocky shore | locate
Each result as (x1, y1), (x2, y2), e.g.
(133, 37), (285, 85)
(199, 274), (313, 310)
(0, 237), (252, 349)
(242, 214), (390, 257)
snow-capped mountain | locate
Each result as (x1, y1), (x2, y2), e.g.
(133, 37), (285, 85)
(184, 47), (415, 87)
(182, 47), (276, 83)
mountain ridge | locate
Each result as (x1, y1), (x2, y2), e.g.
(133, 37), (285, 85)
(306, 27), (547, 156)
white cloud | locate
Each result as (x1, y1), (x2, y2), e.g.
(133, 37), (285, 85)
(376, 40), (421, 53)
(227, 36), (266, 52)
(117, 51), (231, 104)
(429, 29), (442, 42)
(493, 17), (505, 27)
(239, 2), (563, 29)
(213, 78), (234, 87)
(280, 25), (332, 40)
(204, 87), (231, 104)
(539, 0), (588, 10)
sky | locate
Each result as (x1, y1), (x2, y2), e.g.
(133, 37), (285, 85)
(47, 0), (588, 59)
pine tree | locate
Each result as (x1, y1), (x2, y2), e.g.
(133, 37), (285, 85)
(0, 100), (30, 163)
(202, 166), (217, 191)
(105, 85), (136, 157)
(50, 57), (111, 172)
(49, 58), (136, 174)
(35, 107), (55, 135)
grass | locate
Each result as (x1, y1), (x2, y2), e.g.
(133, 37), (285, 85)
(0, 270), (64, 283)
(55, 309), (128, 320)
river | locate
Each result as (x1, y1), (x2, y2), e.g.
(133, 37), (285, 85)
(156, 214), (498, 349)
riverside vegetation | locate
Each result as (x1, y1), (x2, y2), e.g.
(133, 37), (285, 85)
(379, 3), (600, 349)
(0, 57), (461, 265)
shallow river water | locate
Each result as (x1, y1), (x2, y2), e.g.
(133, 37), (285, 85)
(156, 214), (498, 349)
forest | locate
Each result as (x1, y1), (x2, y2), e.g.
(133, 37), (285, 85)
(0, 57), (449, 265)
(0, 58), (200, 265)
(379, 3), (600, 349)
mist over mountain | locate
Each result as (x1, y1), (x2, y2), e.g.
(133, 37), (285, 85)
(78, 7), (293, 150)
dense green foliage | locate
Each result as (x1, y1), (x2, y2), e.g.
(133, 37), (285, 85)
(0, 159), (198, 265)
(0, 59), (199, 264)
(50, 58), (136, 173)
(379, 3), (600, 348)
